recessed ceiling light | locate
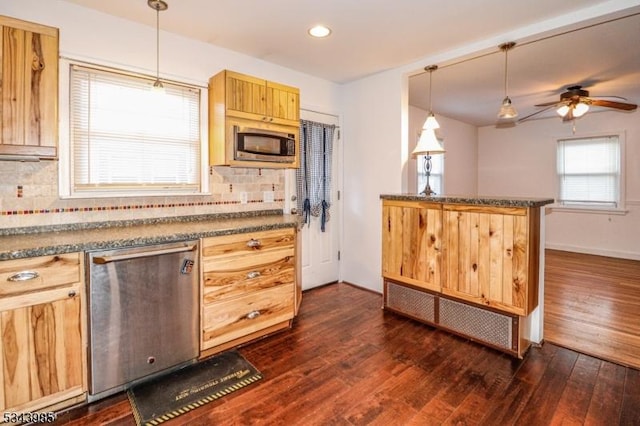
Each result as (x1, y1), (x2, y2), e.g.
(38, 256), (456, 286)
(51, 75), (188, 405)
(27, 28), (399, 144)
(308, 25), (331, 38)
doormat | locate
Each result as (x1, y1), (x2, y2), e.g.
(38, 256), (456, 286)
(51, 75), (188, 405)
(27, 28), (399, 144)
(127, 350), (262, 426)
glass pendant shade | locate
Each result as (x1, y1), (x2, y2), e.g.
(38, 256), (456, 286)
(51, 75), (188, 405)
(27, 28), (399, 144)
(556, 105), (570, 117)
(556, 102), (589, 118)
(497, 96), (518, 119)
(573, 102), (589, 117)
(422, 112), (440, 130)
(412, 129), (445, 157)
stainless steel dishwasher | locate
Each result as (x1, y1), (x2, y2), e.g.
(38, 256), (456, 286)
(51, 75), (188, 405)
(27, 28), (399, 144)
(87, 240), (199, 401)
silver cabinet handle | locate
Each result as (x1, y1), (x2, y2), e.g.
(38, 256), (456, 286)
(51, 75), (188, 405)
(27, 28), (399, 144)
(246, 239), (262, 248)
(7, 271), (39, 282)
(93, 244), (197, 264)
(246, 310), (261, 320)
(246, 271), (261, 279)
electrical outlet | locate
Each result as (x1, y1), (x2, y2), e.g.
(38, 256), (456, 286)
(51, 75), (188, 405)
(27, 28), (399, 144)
(263, 191), (275, 203)
(240, 192), (248, 204)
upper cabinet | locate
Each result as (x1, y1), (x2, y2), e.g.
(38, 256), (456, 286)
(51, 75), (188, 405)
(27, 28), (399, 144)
(220, 70), (299, 126)
(0, 16), (58, 159)
(208, 69), (300, 168)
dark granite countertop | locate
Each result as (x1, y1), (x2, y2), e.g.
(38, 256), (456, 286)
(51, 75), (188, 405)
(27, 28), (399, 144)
(0, 211), (299, 260)
(380, 194), (555, 208)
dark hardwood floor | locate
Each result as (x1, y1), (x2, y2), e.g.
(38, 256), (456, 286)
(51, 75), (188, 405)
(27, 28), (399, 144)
(55, 281), (639, 425)
(544, 249), (640, 369)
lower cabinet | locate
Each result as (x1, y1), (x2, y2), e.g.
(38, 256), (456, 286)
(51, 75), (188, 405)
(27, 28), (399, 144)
(0, 253), (87, 417)
(381, 198), (544, 358)
(200, 228), (297, 357)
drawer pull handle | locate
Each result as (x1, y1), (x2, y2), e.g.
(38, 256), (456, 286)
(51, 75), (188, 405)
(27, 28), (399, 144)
(246, 271), (261, 279)
(7, 271), (39, 282)
(68, 290), (77, 298)
(246, 239), (262, 248)
(246, 310), (261, 320)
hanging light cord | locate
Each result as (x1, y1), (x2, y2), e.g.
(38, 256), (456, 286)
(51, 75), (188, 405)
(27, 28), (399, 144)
(503, 46), (508, 97)
(156, 6), (160, 82)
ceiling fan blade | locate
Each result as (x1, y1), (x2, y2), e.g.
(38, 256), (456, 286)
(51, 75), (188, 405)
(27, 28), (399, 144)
(589, 99), (638, 110)
(518, 105), (555, 122)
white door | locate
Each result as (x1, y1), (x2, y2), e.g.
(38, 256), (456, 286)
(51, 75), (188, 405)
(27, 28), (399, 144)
(284, 111), (341, 290)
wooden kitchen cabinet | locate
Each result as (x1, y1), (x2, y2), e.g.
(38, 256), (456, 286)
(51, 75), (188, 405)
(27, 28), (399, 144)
(381, 196), (549, 358)
(200, 228), (298, 357)
(208, 69), (300, 168)
(0, 16), (58, 159)
(0, 253), (87, 416)
(215, 70), (300, 126)
(381, 199), (442, 292)
(442, 204), (540, 316)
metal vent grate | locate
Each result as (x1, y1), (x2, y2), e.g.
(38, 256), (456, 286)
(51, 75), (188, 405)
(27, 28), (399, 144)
(439, 298), (513, 350)
(386, 282), (435, 322)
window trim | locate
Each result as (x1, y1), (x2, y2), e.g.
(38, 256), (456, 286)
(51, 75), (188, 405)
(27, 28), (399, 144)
(58, 57), (210, 199)
(553, 130), (626, 214)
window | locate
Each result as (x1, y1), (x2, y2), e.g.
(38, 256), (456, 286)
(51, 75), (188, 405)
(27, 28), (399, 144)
(557, 134), (622, 209)
(416, 150), (444, 195)
(62, 62), (207, 197)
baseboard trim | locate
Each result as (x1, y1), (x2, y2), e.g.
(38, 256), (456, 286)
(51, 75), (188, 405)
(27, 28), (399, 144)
(545, 243), (640, 261)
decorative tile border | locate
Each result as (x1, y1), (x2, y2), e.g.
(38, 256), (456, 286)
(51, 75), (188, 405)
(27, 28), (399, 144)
(0, 198), (284, 216)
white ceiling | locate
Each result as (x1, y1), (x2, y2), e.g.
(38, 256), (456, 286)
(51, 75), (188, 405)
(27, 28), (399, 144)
(60, 0), (640, 127)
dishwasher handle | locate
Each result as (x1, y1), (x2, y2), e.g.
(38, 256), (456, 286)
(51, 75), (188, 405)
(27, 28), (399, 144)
(92, 244), (197, 264)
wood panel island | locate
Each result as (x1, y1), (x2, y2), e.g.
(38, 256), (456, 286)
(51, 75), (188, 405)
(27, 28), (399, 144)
(380, 194), (554, 358)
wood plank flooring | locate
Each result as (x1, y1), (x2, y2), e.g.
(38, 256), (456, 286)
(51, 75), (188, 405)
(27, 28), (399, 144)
(544, 249), (640, 369)
(55, 281), (640, 425)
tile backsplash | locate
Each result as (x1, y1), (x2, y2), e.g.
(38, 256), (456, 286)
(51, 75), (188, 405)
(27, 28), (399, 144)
(0, 160), (285, 229)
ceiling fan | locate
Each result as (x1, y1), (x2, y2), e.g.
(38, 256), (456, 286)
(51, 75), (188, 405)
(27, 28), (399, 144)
(518, 85), (638, 122)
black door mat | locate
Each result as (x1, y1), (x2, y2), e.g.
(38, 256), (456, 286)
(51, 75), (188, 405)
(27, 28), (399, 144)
(127, 350), (263, 425)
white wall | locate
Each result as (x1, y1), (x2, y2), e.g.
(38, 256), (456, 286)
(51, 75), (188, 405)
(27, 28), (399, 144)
(340, 69), (404, 292)
(408, 106), (478, 195)
(478, 110), (640, 260)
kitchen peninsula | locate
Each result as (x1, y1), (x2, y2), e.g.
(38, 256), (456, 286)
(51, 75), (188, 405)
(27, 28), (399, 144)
(380, 194), (553, 358)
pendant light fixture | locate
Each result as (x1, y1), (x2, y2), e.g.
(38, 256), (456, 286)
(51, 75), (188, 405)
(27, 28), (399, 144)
(497, 42), (518, 120)
(148, 0), (168, 91)
(422, 65), (440, 130)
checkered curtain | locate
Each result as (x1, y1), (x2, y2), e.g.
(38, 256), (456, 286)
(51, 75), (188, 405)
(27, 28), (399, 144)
(296, 120), (336, 232)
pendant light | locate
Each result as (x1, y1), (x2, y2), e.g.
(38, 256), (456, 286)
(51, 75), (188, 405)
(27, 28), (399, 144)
(148, 0), (168, 91)
(497, 42), (518, 120)
(422, 65), (440, 130)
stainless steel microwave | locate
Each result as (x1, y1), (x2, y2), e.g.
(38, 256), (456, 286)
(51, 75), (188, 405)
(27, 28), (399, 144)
(234, 125), (296, 163)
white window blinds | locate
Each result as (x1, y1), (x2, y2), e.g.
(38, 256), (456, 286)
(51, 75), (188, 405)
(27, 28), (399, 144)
(69, 64), (201, 195)
(557, 135), (620, 207)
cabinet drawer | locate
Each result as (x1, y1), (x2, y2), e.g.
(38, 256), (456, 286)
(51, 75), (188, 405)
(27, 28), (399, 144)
(0, 253), (82, 297)
(202, 283), (294, 350)
(203, 251), (294, 302)
(202, 228), (295, 264)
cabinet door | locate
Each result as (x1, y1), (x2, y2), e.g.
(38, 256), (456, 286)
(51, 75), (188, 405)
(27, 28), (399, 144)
(0, 17), (58, 158)
(442, 206), (535, 316)
(224, 71), (267, 119)
(266, 81), (299, 125)
(382, 200), (442, 292)
(0, 286), (84, 412)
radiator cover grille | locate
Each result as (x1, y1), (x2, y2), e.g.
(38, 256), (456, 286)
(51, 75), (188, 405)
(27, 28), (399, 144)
(384, 280), (520, 356)
(386, 282), (435, 322)
(439, 297), (513, 350)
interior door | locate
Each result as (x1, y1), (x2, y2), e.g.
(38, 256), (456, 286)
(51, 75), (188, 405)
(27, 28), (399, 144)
(284, 112), (340, 290)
